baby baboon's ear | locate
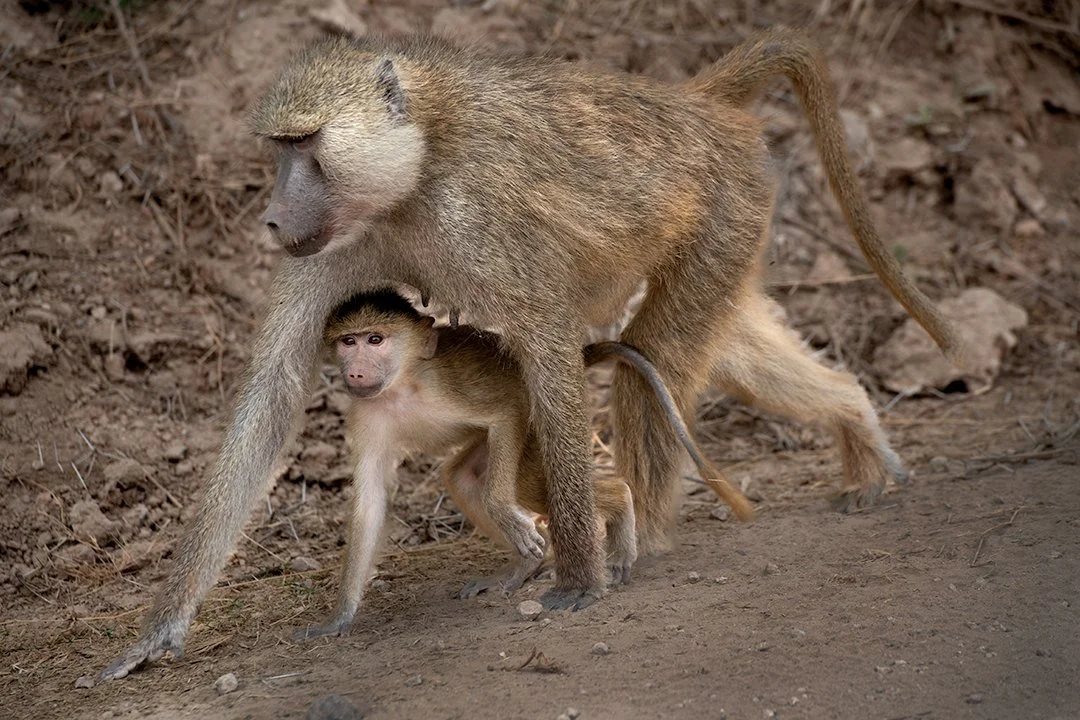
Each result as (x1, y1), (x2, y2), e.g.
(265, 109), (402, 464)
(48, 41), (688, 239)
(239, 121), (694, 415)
(420, 316), (438, 359)
(374, 58), (406, 121)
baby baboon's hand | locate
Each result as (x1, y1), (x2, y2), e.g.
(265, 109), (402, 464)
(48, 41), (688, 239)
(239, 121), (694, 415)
(499, 510), (546, 560)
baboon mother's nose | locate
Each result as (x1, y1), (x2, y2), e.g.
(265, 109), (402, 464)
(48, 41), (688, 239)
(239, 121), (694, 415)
(261, 205), (284, 233)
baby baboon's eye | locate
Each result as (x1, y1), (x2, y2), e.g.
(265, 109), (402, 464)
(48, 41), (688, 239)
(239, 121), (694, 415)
(367, 334), (384, 346)
(340, 335), (357, 347)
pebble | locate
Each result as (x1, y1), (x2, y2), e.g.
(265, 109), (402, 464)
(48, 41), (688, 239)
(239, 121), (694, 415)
(69, 499), (117, 545)
(307, 693), (366, 720)
(763, 563), (780, 576)
(966, 693), (984, 704)
(709, 506), (731, 521)
(1035, 648), (1051, 657)
(163, 442), (188, 462)
(292, 556), (321, 572)
(591, 641), (610, 656)
(687, 571), (701, 583)
(1014, 218), (1044, 239)
(214, 672), (239, 695)
(74, 675), (95, 689)
(566, 709), (580, 719)
(404, 675), (423, 687)
(517, 599), (543, 620)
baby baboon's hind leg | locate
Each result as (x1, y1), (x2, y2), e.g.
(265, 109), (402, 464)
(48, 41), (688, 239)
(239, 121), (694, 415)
(710, 293), (907, 511)
(612, 246), (744, 556)
(442, 438), (544, 599)
(594, 477), (637, 586)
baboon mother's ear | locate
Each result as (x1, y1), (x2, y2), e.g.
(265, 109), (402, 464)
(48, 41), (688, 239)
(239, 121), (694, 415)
(374, 58), (406, 121)
(420, 316), (438, 359)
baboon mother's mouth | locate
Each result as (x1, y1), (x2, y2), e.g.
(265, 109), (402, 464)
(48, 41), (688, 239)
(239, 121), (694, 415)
(283, 234), (332, 258)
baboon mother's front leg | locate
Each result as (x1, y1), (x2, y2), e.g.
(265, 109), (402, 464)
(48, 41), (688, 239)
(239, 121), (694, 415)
(98, 258), (354, 680)
(508, 330), (604, 611)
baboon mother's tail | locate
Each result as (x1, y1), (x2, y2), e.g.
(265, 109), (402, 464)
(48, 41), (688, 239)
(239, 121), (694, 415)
(688, 27), (966, 366)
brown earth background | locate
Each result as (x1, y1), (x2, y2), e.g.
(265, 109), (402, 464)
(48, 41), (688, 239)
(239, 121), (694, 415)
(1, 0), (1079, 718)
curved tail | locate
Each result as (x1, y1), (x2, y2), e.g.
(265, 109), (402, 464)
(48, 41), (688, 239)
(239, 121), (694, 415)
(585, 341), (755, 521)
(688, 27), (966, 366)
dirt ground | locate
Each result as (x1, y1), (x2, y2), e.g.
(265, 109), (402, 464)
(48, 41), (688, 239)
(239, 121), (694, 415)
(2, 0), (1079, 718)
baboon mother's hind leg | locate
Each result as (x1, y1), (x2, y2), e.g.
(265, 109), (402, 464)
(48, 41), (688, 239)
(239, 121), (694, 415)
(611, 264), (733, 556)
(710, 293), (908, 511)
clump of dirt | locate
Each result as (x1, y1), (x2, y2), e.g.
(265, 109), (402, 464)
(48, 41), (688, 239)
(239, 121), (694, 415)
(1, 1), (1078, 718)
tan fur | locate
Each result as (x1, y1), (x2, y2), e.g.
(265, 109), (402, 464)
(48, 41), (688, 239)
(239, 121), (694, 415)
(101, 27), (962, 680)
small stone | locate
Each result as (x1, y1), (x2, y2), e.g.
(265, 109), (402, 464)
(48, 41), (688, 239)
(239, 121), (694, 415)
(687, 571), (701, 583)
(966, 693), (984, 704)
(517, 599), (543, 620)
(291, 556), (321, 572)
(307, 693), (365, 720)
(1010, 174), (1048, 218)
(709, 506), (731, 521)
(309, 0), (368, 36)
(756, 641), (770, 652)
(98, 171), (123, 195)
(103, 353), (125, 381)
(1035, 648), (1051, 657)
(301, 441), (339, 464)
(163, 442), (188, 462)
(929, 456), (950, 471)
(214, 672), (238, 695)
(404, 674), (423, 687)
(1049, 550), (1063, 559)
(1014, 218), (1044, 239)
(763, 563), (780, 576)
(566, 709), (580, 720)
(877, 136), (934, 181)
(74, 675), (95, 689)
(69, 500), (117, 545)
(102, 458), (146, 490)
(591, 641), (610, 656)
(0, 323), (52, 395)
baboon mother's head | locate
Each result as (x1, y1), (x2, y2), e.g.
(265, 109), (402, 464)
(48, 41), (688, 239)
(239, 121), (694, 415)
(251, 36), (426, 257)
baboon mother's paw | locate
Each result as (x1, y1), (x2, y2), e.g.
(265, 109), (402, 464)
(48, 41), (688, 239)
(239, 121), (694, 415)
(539, 586), (602, 612)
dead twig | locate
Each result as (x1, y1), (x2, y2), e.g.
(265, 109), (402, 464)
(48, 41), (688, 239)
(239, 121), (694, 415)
(970, 505), (1022, 566)
(502, 647), (564, 674)
(108, 0), (153, 90)
(945, 0), (1079, 36)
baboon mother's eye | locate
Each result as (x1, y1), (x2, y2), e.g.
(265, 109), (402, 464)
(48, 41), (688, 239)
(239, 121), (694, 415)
(367, 334), (384, 346)
(340, 335), (357, 347)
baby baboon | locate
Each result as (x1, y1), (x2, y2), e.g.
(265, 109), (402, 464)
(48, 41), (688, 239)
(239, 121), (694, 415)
(101, 27), (964, 679)
(297, 290), (750, 638)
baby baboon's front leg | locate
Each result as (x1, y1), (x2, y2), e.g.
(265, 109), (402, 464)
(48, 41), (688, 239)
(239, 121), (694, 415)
(443, 439), (545, 599)
(295, 438), (394, 640)
(484, 425), (545, 561)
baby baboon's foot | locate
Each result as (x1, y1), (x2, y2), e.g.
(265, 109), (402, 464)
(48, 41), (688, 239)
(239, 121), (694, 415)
(883, 446), (910, 484)
(98, 619), (188, 681)
(830, 478), (885, 513)
(458, 557), (542, 599)
(292, 614), (354, 642)
(608, 563), (632, 586)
